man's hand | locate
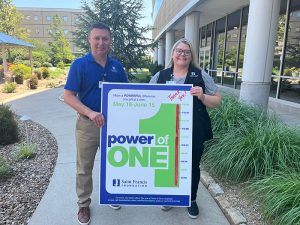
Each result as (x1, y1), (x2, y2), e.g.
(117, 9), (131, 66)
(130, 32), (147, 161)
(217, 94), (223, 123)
(88, 111), (105, 128)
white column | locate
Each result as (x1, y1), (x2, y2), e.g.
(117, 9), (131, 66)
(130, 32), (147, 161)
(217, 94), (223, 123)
(185, 11), (200, 58)
(240, 0), (281, 108)
(165, 30), (175, 68)
(153, 47), (158, 63)
(157, 39), (165, 66)
(1, 47), (7, 79)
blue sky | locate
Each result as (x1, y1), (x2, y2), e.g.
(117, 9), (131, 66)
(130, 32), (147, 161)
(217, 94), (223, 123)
(12, 0), (152, 25)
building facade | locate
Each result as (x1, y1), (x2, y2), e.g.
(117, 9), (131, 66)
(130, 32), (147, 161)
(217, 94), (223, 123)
(152, 0), (300, 107)
(17, 7), (84, 54)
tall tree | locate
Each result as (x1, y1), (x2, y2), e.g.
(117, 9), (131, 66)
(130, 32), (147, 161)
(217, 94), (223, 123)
(0, 0), (24, 37)
(73, 0), (152, 73)
(49, 15), (74, 66)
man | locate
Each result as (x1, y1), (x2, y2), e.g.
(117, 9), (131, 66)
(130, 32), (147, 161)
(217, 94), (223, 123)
(64, 22), (128, 225)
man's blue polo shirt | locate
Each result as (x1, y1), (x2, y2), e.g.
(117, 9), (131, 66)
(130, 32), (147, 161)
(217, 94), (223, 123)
(64, 53), (128, 112)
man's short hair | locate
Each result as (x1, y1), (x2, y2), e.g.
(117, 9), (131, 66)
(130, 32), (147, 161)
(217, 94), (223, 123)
(88, 22), (111, 36)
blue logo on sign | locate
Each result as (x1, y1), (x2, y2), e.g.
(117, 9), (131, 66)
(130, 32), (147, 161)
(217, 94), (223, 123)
(113, 179), (120, 186)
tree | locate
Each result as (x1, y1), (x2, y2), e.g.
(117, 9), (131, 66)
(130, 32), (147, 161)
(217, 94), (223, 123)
(73, 0), (152, 75)
(49, 15), (74, 66)
(0, 0), (25, 37)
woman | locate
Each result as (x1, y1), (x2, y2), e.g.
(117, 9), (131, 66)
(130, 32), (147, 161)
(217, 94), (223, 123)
(149, 38), (221, 219)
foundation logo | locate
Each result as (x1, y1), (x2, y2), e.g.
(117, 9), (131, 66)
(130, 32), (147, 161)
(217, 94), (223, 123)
(112, 179), (120, 186)
(107, 104), (180, 187)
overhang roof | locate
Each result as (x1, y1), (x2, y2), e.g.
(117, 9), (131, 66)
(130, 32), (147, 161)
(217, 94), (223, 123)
(0, 32), (35, 48)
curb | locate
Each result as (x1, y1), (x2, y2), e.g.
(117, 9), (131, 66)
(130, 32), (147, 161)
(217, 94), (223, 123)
(200, 170), (247, 225)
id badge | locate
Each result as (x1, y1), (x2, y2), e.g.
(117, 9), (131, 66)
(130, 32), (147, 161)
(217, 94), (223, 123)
(166, 80), (177, 84)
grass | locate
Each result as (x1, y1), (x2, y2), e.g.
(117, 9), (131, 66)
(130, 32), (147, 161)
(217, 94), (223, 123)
(203, 95), (300, 182)
(129, 70), (152, 83)
(49, 67), (67, 79)
(16, 142), (37, 160)
(246, 172), (300, 225)
(0, 156), (12, 180)
(208, 94), (261, 133)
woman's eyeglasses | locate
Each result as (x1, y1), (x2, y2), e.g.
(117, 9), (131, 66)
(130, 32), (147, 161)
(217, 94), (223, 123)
(175, 48), (192, 56)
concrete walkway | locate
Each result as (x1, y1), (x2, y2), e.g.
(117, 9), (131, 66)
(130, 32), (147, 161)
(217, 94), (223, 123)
(7, 87), (230, 225)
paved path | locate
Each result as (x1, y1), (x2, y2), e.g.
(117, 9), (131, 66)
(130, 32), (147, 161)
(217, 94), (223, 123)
(7, 87), (230, 225)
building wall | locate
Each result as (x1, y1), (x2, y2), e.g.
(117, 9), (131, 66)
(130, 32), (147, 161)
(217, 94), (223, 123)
(153, 0), (190, 38)
(151, 0), (300, 106)
(17, 7), (84, 54)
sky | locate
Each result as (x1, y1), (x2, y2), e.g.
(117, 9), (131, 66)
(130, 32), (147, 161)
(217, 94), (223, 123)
(12, 0), (153, 27)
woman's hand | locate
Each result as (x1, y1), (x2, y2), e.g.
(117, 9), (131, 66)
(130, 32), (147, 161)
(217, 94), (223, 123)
(190, 86), (205, 101)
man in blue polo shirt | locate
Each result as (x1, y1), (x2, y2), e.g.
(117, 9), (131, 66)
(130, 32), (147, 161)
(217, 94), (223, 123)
(64, 22), (128, 225)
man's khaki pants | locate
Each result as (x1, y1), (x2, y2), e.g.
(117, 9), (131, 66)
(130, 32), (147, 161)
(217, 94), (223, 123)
(75, 114), (100, 207)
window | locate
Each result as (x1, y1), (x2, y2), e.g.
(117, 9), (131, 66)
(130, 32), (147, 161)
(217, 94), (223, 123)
(294, 11), (300, 17)
(62, 16), (68, 22)
(231, 34), (238, 38)
(25, 15), (31, 20)
(46, 16), (52, 21)
(48, 29), (52, 34)
(35, 28), (40, 34)
(64, 29), (68, 34)
(75, 16), (80, 23)
(34, 15), (39, 21)
(26, 29), (31, 33)
(295, 28), (300, 32)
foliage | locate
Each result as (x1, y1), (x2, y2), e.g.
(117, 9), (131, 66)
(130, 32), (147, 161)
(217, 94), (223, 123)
(0, 156), (12, 180)
(49, 15), (74, 66)
(29, 39), (51, 64)
(33, 61), (41, 68)
(130, 69), (151, 83)
(2, 82), (16, 93)
(73, 0), (152, 73)
(40, 67), (50, 79)
(56, 61), (65, 69)
(11, 64), (31, 83)
(0, 104), (19, 145)
(0, 0), (25, 37)
(34, 69), (42, 80)
(28, 74), (38, 89)
(246, 172), (300, 225)
(203, 95), (300, 182)
(208, 94), (260, 133)
(16, 142), (37, 160)
(42, 62), (53, 68)
(148, 61), (164, 76)
(49, 68), (65, 78)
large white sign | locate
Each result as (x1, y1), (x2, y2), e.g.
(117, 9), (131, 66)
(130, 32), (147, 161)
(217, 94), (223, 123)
(100, 83), (193, 206)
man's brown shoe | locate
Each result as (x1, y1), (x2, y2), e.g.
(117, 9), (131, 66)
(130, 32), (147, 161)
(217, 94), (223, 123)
(77, 207), (90, 225)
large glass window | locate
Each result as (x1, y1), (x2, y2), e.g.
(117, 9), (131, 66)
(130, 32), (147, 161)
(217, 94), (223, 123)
(271, 0), (300, 104)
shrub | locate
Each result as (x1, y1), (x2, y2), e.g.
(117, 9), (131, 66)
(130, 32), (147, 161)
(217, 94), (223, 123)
(16, 142), (37, 160)
(29, 74), (38, 89)
(46, 81), (56, 88)
(208, 94), (262, 134)
(203, 113), (300, 182)
(34, 69), (42, 80)
(246, 172), (300, 225)
(42, 62), (52, 68)
(14, 73), (24, 84)
(2, 82), (16, 93)
(11, 64), (31, 81)
(0, 104), (19, 145)
(33, 61), (41, 68)
(148, 61), (164, 76)
(41, 67), (50, 79)
(56, 61), (65, 69)
(0, 156), (12, 180)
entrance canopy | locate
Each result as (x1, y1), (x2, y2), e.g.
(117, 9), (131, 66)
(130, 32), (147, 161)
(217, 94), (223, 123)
(0, 32), (35, 79)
